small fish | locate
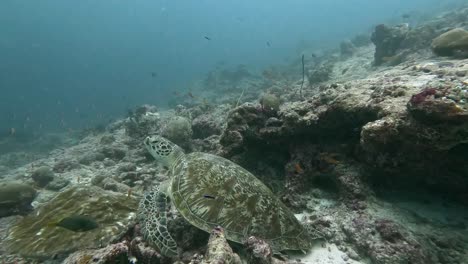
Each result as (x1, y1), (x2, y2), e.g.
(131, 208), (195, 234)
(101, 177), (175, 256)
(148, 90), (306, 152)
(9, 127), (15, 136)
(266, 41), (271, 47)
(342, 68), (349, 75)
(319, 153), (340, 165)
(294, 163), (304, 174)
(203, 194), (216, 199)
(311, 54), (317, 58)
(402, 13), (410, 19)
(188, 92), (195, 99)
(204, 36), (211, 40)
(48, 215), (98, 232)
(127, 188), (133, 198)
(151, 72), (157, 78)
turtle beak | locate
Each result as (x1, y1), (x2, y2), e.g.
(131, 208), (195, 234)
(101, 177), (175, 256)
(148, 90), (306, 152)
(144, 137), (150, 146)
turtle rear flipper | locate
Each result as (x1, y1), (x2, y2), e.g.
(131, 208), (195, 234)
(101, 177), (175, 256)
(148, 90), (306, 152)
(139, 185), (178, 257)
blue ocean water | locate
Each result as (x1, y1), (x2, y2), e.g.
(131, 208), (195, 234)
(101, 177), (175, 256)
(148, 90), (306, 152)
(0, 0), (461, 134)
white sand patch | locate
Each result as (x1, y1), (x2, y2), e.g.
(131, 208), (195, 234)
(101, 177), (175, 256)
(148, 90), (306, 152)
(290, 243), (367, 264)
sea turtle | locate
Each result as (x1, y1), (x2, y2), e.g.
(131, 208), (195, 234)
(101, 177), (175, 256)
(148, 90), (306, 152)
(138, 135), (312, 256)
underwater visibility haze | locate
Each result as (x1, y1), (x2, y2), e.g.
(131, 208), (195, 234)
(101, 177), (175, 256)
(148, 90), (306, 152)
(0, 0), (457, 132)
(1, 0), (468, 263)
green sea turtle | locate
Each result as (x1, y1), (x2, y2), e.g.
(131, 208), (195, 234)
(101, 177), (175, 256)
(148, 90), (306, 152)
(138, 135), (312, 256)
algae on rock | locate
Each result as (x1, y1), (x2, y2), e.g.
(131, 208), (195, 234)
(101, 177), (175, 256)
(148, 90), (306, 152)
(5, 186), (138, 258)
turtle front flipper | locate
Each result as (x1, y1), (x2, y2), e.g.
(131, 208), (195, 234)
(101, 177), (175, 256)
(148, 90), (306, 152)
(138, 184), (178, 257)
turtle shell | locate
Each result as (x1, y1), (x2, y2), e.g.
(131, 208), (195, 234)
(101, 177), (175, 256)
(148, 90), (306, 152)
(170, 152), (310, 251)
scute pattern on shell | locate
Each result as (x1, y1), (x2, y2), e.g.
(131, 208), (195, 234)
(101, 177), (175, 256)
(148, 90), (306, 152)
(138, 185), (178, 256)
(170, 152), (310, 251)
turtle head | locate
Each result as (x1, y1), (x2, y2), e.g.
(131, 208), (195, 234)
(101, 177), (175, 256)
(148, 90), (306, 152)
(144, 135), (185, 169)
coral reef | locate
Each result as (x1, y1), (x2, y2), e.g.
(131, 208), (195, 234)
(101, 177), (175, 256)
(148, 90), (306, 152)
(5, 186), (138, 258)
(45, 177), (70, 191)
(259, 93), (281, 113)
(2, 5), (468, 264)
(125, 104), (161, 138)
(371, 23), (409, 65)
(0, 181), (36, 217)
(244, 236), (286, 264)
(62, 242), (129, 264)
(31, 166), (55, 187)
(161, 116), (193, 148)
(431, 28), (468, 57)
(307, 62), (334, 85)
(192, 114), (222, 139)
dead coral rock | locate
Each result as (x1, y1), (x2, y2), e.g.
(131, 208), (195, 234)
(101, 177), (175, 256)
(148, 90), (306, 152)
(78, 152), (106, 165)
(375, 219), (404, 243)
(371, 24), (409, 65)
(192, 135), (222, 154)
(244, 236), (286, 264)
(408, 97), (468, 124)
(129, 236), (169, 264)
(201, 226), (241, 264)
(307, 62), (334, 84)
(125, 105), (160, 138)
(344, 214), (430, 264)
(192, 114), (222, 139)
(282, 143), (319, 208)
(333, 163), (371, 209)
(431, 28), (468, 57)
(360, 117), (401, 155)
(100, 146), (127, 160)
(279, 96), (377, 140)
(45, 177), (70, 191)
(62, 242), (129, 264)
(220, 103), (269, 157)
(100, 134), (116, 145)
(53, 158), (80, 173)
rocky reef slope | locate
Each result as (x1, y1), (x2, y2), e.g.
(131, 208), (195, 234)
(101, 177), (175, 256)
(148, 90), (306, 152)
(1, 6), (468, 264)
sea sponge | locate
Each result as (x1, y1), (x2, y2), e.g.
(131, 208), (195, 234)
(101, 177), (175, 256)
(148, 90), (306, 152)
(5, 186), (138, 258)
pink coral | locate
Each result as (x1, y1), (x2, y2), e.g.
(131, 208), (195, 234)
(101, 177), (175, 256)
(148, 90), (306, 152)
(409, 88), (437, 105)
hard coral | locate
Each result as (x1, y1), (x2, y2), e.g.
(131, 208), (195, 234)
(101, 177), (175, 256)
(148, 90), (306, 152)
(431, 28), (468, 57)
(5, 186), (138, 258)
(161, 116), (193, 147)
(0, 181), (36, 217)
